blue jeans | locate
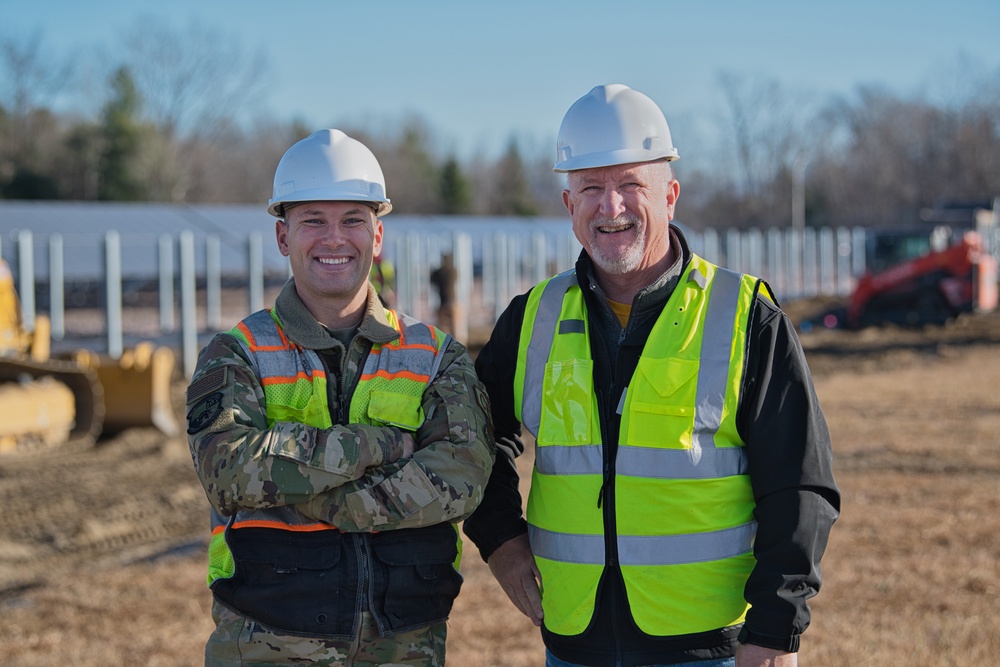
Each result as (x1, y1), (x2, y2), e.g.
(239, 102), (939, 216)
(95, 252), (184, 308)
(545, 651), (735, 667)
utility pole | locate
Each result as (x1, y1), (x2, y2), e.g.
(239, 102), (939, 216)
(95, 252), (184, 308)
(792, 154), (809, 232)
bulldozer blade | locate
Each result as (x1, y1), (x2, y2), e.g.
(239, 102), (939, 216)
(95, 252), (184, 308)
(75, 343), (180, 437)
(0, 355), (105, 445)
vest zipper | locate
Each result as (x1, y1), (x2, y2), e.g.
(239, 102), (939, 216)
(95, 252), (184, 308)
(354, 534), (375, 624)
(589, 284), (628, 662)
(345, 339), (371, 423)
(596, 386), (610, 510)
(597, 386), (625, 665)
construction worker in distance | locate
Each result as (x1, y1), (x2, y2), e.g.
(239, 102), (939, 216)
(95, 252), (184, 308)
(186, 129), (495, 667)
(369, 245), (396, 308)
(462, 85), (840, 667)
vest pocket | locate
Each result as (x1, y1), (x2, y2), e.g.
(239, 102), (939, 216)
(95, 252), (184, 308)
(539, 359), (594, 445)
(626, 357), (699, 448)
(368, 390), (425, 430)
(371, 524), (463, 631)
(212, 527), (346, 637)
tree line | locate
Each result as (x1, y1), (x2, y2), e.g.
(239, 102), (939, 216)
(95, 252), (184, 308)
(2, 22), (999, 229)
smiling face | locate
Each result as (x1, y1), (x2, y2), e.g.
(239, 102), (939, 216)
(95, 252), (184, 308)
(276, 200), (382, 325)
(562, 161), (679, 297)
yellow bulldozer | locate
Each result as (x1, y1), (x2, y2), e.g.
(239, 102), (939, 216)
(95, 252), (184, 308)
(0, 259), (179, 454)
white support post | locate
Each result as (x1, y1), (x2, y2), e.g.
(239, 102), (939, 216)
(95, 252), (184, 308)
(206, 235), (222, 330)
(248, 231), (264, 314)
(49, 234), (65, 340)
(159, 234), (175, 333)
(104, 231), (123, 359)
(17, 230), (35, 332)
(180, 231), (198, 378)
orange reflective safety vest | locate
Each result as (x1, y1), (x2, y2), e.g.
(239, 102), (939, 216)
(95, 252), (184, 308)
(514, 255), (762, 637)
(206, 307), (449, 585)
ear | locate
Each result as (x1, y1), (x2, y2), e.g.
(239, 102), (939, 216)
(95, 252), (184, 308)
(562, 189), (573, 216)
(665, 179), (680, 221)
(372, 218), (384, 258)
(276, 220), (290, 257)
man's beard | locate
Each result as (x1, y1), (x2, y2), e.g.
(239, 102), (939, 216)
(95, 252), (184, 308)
(587, 213), (645, 275)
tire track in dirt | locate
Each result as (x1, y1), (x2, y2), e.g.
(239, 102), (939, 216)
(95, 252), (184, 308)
(0, 427), (208, 596)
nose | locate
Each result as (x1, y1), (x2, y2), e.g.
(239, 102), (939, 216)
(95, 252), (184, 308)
(599, 188), (626, 218)
(320, 222), (348, 246)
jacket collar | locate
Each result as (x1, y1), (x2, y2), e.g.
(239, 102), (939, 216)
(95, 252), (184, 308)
(273, 279), (400, 350)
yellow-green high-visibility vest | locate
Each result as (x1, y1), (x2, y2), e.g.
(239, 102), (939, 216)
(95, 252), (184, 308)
(514, 255), (761, 637)
(205, 307), (450, 585)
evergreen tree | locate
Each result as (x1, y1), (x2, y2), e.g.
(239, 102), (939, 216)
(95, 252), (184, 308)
(439, 155), (472, 214)
(98, 67), (147, 201)
(64, 122), (104, 200)
(490, 137), (539, 216)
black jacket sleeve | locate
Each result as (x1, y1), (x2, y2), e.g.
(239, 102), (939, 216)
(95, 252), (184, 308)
(737, 289), (841, 651)
(462, 292), (531, 561)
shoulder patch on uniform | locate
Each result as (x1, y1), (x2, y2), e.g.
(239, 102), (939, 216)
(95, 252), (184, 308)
(187, 365), (230, 406)
(187, 391), (225, 435)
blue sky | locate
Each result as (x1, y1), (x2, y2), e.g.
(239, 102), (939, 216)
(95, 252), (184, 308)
(3, 0), (999, 165)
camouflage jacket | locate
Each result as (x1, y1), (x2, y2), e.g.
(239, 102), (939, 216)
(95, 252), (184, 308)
(187, 279), (495, 532)
(187, 280), (495, 638)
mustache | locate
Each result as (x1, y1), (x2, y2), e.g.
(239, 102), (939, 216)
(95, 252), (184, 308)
(590, 213), (641, 230)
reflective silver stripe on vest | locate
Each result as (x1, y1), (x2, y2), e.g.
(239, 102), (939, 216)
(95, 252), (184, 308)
(521, 270), (577, 437)
(428, 333), (452, 380)
(358, 316), (443, 379)
(529, 521), (755, 566)
(692, 266), (741, 453)
(210, 506), (229, 531)
(536, 443), (747, 479)
(238, 310), (326, 381)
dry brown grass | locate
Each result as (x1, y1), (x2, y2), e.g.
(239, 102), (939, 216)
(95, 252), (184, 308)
(3, 311), (1000, 665)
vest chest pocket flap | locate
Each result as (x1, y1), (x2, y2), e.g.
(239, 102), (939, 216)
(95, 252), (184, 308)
(625, 357), (700, 449)
(367, 390), (425, 431)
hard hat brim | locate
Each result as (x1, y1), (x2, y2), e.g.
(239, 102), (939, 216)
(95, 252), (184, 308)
(553, 148), (679, 173)
(268, 196), (392, 218)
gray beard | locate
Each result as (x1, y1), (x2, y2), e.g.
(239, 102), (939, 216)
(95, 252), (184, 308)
(588, 214), (645, 275)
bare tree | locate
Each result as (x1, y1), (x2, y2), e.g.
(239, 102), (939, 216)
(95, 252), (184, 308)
(118, 17), (269, 142)
(115, 17), (271, 201)
(712, 72), (823, 227)
(197, 119), (310, 203)
(0, 29), (74, 179)
(364, 116), (443, 214)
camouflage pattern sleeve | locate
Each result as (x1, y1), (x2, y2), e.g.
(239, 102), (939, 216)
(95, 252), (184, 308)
(297, 339), (496, 532)
(186, 333), (410, 516)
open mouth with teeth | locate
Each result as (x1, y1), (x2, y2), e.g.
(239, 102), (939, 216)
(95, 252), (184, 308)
(597, 221), (635, 234)
(317, 257), (351, 265)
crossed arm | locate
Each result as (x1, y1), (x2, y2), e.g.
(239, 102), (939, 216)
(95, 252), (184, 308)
(187, 333), (494, 533)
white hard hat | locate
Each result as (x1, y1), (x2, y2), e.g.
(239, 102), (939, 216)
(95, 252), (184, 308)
(553, 84), (679, 173)
(267, 129), (392, 217)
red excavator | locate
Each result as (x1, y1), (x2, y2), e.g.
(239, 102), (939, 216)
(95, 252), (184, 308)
(817, 227), (998, 330)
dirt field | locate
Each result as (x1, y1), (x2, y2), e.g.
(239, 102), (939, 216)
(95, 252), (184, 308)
(2, 301), (999, 666)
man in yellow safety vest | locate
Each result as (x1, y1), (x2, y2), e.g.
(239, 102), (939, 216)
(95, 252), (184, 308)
(463, 85), (839, 667)
(186, 129), (494, 666)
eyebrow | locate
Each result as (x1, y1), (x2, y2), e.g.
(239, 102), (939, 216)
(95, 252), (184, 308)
(294, 207), (369, 217)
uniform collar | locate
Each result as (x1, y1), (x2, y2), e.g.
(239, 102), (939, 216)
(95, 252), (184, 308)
(273, 279), (400, 350)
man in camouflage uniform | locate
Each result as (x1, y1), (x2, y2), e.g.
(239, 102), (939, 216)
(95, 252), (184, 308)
(187, 129), (495, 667)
